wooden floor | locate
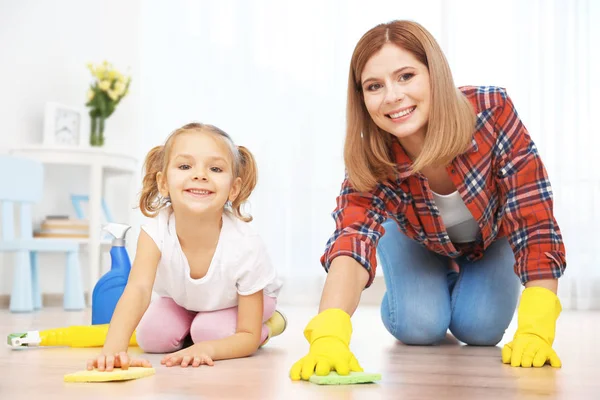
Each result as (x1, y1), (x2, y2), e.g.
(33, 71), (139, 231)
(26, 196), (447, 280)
(1, 305), (599, 400)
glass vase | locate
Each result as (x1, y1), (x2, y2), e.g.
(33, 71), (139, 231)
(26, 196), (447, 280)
(90, 116), (106, 147)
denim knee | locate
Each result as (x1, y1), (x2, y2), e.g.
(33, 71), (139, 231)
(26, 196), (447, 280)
(449, 318), (506, 346)
(381, 293), (450, 345)
(447, 238), (520, 346)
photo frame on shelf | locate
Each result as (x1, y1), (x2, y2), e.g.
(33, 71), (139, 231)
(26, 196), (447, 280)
(43, 102), (90, 148)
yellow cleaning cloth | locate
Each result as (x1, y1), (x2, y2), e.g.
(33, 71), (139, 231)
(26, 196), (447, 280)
(64, 367), (155, 383)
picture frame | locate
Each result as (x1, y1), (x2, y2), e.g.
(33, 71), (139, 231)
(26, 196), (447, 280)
(43, 102), (90, 148)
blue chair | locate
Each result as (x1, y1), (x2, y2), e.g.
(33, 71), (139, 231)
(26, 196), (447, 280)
(0, 155), (85, 312)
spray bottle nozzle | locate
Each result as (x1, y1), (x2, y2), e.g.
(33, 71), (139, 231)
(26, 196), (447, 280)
(102, 223), (131, 247)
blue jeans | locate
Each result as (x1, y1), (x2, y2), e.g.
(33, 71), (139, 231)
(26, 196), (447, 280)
(377, 220), (520, 346)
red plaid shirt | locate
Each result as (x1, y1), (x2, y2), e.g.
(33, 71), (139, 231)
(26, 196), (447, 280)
(321, 86), (566, 287)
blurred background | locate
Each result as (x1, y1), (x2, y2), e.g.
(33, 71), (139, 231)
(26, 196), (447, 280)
(0, 0), (598, 310)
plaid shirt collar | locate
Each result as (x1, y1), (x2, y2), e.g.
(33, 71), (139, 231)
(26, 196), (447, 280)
(391, 127), (481, 182)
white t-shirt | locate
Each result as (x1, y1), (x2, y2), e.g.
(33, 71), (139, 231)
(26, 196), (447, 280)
(141, 207), (283, 312)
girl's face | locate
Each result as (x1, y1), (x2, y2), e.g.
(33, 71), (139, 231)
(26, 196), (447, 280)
(360, 43), (431, 142)
(158, 131), (240, 216)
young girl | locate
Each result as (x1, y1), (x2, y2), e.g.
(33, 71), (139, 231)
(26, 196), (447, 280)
(87, 122), (285, 371)
(291, 20), (566, 380)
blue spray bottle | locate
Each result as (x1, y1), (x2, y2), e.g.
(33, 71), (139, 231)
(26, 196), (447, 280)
(91, 223), (132, 325)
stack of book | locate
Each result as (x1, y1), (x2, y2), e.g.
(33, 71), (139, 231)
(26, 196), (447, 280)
(34, 215), (89, 239)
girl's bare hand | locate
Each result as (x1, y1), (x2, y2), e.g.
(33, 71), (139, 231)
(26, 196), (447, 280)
(161, 344), (215, 368)
(87, 351), (152, 371)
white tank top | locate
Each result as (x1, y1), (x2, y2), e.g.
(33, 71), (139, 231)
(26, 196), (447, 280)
(431, 191), (480, 243)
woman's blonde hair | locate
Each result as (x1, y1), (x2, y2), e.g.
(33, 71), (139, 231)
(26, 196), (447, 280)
(139, 122), (258, 222)
(345, 20), (476, 192)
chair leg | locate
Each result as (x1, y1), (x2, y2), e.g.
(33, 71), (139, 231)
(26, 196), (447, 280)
(30, 251), (42, 310)
(63, 251), (85, 311)
(10, 251), (33, 313)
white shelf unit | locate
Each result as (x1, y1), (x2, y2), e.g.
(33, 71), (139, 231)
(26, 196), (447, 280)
(10, 145), (138, 305)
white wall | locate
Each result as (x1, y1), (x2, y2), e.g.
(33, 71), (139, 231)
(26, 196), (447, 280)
(139, 0), (445, 284)
(137, 0), (600, 309)
(2, 1), (598, 310)
(0, 0), (143, 295)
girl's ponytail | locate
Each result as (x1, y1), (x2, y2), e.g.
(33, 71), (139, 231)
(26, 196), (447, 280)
(139, 145), (167, 217)
(230, 145), (258, 222)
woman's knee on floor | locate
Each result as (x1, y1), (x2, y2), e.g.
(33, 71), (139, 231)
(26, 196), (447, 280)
(449, 317), (506, 346)
(380, 295), (450, 345)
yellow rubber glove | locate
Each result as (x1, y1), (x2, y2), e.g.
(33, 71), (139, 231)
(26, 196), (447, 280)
(502, 287), (562, 368)
(289, 308), (363, 381)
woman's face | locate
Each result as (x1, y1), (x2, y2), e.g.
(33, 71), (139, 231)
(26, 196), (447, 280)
(360, 43), (431, 142)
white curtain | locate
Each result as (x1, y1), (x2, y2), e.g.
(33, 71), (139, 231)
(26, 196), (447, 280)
(443, 0), (600, 310)
(139, 0), (599, 309)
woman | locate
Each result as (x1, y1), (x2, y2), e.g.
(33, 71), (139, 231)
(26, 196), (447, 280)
(290, 20), (566, 381)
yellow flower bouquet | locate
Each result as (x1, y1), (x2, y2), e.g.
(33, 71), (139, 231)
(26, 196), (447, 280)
(85, 61), (131, 146)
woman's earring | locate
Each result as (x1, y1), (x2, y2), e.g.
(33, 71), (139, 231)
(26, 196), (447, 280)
(225, 200), (232, 208)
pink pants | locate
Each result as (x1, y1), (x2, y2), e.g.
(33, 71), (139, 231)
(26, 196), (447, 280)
(136, 295), (277, 353)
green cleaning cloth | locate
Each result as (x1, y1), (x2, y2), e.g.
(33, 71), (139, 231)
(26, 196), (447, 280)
(309, 371), (382, 385)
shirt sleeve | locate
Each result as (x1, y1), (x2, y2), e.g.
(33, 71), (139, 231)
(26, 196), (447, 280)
(236, 235), (277, 296)
(140, 209), (165, 252)
(320, 177), (391, 288)
(493, 89), (567, 284)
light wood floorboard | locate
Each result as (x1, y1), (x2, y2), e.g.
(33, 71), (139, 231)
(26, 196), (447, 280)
(1, 306), (598, 399)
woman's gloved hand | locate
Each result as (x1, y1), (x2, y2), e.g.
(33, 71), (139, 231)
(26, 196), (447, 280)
(502, 287), (562, 368)
(290, 308), (363, 381)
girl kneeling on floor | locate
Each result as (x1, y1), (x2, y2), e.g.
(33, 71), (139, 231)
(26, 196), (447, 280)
(87, 122), (285, 371)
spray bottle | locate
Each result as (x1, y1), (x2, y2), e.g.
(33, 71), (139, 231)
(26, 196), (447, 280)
(7, 324), (137, 348)
(91, 223), (132, 325)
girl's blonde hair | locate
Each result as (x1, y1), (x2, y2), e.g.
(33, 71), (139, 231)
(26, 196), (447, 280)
(139, 123), (258, 222)
(345, 20), (476, 192)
